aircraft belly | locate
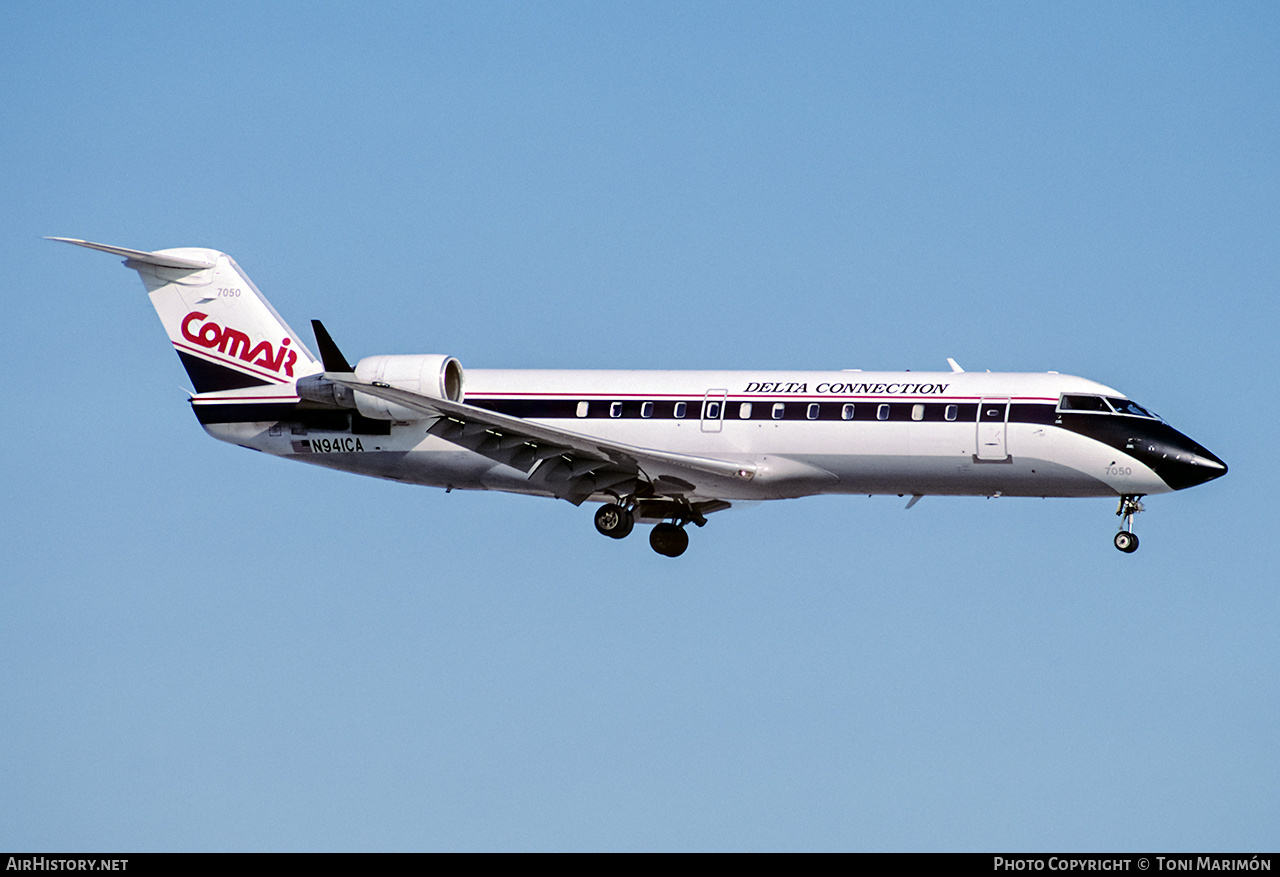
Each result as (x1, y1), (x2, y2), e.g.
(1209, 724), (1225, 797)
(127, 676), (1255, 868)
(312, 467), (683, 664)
(806, 453), (1113, 497)
(796, 423), (1168, 498)
(300, 449), (493, 488)
(201, 421), (495, 489)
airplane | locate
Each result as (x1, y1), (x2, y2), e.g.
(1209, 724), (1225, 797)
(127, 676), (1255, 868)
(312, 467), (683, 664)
(52, 237), (1227, 557)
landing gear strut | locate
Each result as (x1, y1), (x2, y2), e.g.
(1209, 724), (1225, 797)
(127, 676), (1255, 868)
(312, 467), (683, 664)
(1114, 495), (1144, 553)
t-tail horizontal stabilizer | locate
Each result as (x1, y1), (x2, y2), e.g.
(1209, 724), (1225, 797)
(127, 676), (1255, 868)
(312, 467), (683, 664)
(47, 237), (215, 271)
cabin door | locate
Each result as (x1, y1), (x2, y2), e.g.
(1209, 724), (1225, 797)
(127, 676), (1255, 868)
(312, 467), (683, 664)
(976, 397), (1010, 461)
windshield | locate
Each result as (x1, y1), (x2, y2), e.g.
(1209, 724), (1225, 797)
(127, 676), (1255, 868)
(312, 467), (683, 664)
(1058, 394), (1160, 420)
(1105, 397), (1159, 419)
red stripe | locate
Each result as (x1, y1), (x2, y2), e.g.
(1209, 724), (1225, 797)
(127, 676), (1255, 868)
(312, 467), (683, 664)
(171, 341), (290, 383)
(192, 395), (300, 404)
(465, 392), (1061, 402)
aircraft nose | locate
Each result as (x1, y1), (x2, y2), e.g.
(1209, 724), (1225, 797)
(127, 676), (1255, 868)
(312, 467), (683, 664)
(1177, 447), (1228, 488)
(1131, 425), (1227, 491)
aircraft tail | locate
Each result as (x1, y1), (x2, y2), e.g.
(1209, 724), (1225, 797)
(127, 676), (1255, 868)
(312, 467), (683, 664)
(52, 238), (321, 393)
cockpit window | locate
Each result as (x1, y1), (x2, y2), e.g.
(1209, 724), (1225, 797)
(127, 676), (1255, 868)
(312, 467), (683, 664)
(1058, 394), (1110, 413)
(1105, 397), (1158, 419)
(1059, 393), (1159, 419)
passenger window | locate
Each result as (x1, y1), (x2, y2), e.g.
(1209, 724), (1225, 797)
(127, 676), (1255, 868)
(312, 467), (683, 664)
(911, 403), (924, 421)
(576, 401), (589, 418)
(609, 401), (622, 418)
(945, 404), (958, 422)
(841, 404), (855, 421)
(641, 401), (654, 419)
(772, 402), (785, 420)
(877, 404), (890, 421)
(807, 403), (820, 420)
(674, 402), (687, 419)
(705, 401), (721, 419)
(738, 402), (752, 419)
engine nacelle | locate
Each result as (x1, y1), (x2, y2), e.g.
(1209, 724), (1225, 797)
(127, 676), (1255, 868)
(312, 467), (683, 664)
(353, 354), (465, 421)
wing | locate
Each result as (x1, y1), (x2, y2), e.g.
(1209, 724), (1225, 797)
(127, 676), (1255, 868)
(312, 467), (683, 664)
(325, 374), (757, 506)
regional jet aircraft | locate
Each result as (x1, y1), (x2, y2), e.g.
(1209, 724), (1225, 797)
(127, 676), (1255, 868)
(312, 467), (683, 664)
(53, 238), (1227, 556)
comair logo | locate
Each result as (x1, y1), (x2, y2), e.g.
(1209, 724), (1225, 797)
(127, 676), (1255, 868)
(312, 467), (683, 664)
(181, 311), (297, 377)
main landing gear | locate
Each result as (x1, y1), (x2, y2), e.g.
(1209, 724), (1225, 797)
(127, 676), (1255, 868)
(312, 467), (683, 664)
(592, 501), (696, 557)
(1113, 494), (1144, 553)
(649, 523), (689, 558)
(593, 503), (635, 540)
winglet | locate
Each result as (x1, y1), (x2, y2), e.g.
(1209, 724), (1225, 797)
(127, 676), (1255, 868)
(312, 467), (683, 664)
(311, 320), (355, 373)
(946, 358), (964, 373)
(47, 237), (215, 270)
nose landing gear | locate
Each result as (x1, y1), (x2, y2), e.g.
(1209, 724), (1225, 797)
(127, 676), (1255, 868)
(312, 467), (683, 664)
(1114, 495), (1144, 553)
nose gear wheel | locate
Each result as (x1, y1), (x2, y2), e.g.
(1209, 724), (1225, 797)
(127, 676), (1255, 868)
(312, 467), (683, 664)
(1114, 495), (1144, 553)
(1113, 531), (1139, 553)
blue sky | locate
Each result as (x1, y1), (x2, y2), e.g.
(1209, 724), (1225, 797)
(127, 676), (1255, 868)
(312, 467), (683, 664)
(3, 2), (1276, 851)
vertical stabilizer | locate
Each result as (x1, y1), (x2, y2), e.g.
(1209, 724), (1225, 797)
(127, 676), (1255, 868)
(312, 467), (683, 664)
(51, 238), (321, 393)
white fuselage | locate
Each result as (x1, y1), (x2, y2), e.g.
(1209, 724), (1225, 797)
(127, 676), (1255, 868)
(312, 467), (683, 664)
(201, 368), (1175, 502)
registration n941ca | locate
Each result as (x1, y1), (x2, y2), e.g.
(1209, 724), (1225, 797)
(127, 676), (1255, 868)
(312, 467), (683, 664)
(53, 238), (1226, 557)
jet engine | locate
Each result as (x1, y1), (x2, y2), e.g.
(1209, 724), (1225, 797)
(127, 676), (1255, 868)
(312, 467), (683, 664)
(296, 354), (464, 421)
(351, 354), (465, 420)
